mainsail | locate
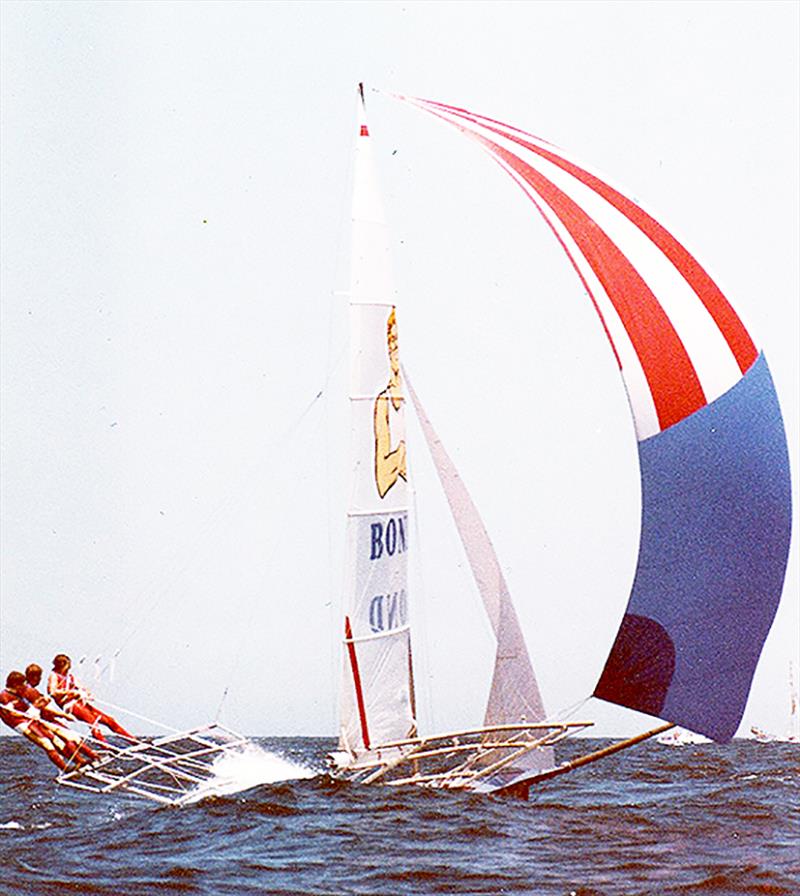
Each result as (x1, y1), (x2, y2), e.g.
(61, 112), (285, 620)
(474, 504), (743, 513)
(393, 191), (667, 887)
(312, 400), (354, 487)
(336, 89), (559, 783)
(399, 96), (792, 743)
(338, 87), (417, 755)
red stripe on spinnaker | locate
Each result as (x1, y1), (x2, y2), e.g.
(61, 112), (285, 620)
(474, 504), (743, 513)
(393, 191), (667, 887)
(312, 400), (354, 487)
(420, 99), (757, 374)
(345, 616), (370, 750)
(499, 161), (623, 370)
(415, 96), (557, 148)
(414, 102), (706, 430)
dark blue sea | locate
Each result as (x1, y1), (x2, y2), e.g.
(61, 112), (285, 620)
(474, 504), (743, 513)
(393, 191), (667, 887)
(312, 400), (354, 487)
(1, 736), (797, 896)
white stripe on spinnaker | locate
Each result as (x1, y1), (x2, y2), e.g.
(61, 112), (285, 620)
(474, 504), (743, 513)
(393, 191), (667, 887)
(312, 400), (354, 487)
(429, 107), (743, 409)
(499, 159), (661, 440)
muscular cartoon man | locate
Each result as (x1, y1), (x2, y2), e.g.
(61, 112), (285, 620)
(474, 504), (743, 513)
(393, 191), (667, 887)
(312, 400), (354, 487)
(373, 308), (407, 498)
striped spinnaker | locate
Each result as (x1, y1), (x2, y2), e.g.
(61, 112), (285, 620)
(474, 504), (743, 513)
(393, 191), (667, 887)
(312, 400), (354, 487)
(402, 96), (792, 741)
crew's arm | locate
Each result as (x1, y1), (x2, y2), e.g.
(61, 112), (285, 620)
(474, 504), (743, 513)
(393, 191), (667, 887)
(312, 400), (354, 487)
(374, 393), (407, 498)
(39, 700), (73, 721)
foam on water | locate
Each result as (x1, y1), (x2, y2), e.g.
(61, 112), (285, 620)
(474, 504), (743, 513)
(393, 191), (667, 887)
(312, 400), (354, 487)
(185, 743), (316, 803)
(3, 737), (798, 894)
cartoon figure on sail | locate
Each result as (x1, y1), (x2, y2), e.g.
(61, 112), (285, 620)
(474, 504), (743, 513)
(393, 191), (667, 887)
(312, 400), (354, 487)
(328, 85), (792, 797)
(328, 86), (589, 792)
(374, 308), (407, 499)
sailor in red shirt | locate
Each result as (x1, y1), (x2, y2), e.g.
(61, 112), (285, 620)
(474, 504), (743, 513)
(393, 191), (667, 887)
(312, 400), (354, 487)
(0, 671), (68, 770)
(47, 654), (135, 743)
(23, 664), (100, 764)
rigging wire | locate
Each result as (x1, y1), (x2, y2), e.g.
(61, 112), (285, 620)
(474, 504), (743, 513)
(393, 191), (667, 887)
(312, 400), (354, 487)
(406, 428), (436, 735)
(81, 375), (343, 734)
(213, 396), (332, 723)
(95, 377), (337, 681)
(94, 697), (182, 734)
(326, 111), (363, 737)
(546, 695), (593, 725)
(87, 106), (357, 729)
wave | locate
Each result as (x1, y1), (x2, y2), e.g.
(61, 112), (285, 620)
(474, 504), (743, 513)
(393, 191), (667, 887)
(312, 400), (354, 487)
(183, 743), (316, 804)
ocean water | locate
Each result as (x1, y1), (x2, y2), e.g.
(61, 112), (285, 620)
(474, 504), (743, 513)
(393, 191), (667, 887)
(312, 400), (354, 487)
(1, 736), (797, 896)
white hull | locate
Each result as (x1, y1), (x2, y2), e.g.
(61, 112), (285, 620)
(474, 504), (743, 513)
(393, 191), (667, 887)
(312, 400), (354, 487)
(656, 727), (710, 746)
(750, 726), (800, 744)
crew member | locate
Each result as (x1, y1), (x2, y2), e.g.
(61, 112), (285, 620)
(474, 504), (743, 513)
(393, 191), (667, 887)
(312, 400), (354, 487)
(0, 671), (68, 770)
(47, 654), (135, 743)
(23, 663), (100, 764)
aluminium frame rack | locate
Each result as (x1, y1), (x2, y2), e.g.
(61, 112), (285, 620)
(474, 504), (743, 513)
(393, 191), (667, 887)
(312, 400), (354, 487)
(57, 723), (251, 806)
(328, 721), (593, 793)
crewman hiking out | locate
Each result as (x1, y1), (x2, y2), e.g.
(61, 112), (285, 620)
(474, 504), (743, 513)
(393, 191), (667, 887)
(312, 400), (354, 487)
(23, 664), (100, 764)
(47, 654), (135, 743)
(0, 671), (75, 770)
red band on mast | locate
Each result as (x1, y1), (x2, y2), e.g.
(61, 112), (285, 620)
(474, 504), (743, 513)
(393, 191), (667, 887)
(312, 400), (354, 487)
(345, 616), (370, 750)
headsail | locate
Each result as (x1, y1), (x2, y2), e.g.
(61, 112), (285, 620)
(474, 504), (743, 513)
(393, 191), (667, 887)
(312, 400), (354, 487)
(405, 374), (553, 773)
(400, 96), (792, 742)
(338, 86), (417, 756)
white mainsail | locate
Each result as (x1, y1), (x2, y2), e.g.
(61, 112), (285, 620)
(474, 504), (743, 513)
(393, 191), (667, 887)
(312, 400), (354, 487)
(338, 88), (417, 756)
(334, 87), (563, 788)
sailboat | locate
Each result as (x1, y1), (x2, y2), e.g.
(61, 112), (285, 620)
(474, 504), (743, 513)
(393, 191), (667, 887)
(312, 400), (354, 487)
(750, 662), (800, 744)
(656, 728), (710, 747)
(326, 86), (792, 798)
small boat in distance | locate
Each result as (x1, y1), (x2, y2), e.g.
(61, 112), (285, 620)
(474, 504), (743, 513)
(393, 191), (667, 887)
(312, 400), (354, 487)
(657, 727), (711, 747)
(750, 662), (800, 744)
(326, 85), (792, 798)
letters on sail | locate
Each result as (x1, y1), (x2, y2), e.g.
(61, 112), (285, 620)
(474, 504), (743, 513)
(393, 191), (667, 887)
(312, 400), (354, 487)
(338, 93), (417, 756)
(333, 84), (791, 797)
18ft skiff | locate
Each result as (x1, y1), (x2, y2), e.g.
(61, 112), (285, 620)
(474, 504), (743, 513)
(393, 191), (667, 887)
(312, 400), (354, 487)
(327, 86), (792, 798)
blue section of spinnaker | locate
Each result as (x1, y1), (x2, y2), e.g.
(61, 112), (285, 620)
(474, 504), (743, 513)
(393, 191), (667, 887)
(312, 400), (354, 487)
(595, 353), (792, 741)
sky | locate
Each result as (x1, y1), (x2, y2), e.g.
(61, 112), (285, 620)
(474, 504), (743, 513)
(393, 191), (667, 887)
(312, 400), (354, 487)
(1, 0), (798, 740)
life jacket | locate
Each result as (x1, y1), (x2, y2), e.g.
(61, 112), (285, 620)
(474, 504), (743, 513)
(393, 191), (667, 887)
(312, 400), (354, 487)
(22, 684), (61, 722)
(47, 670), (79, 708)
(0, 688), (33, 728)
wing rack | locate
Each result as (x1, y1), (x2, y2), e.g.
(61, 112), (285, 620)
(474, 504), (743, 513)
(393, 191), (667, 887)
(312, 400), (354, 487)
(56, 724), (251, 806)
(327, 721), (592, 793)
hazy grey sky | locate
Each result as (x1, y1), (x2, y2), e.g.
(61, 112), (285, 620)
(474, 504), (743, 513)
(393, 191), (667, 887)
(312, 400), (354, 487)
(1, 1), (797, 738)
